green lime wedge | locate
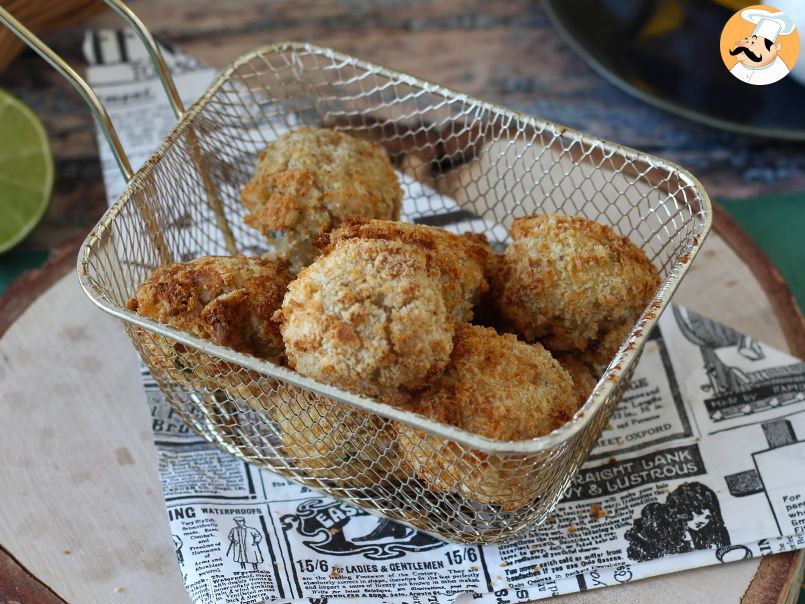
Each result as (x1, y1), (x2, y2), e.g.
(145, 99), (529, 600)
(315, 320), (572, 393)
(0, 88), (54, 253)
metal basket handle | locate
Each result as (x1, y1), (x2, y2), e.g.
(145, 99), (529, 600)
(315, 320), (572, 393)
(0, 0), (178, 181)
(100, 0), (185, 120)
(0, 0), (238, 254)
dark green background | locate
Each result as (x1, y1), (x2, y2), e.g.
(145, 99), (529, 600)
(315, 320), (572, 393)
(719, 193), (805, 313)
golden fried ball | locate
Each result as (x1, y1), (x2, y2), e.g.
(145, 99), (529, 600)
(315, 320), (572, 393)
(240, 128), (403, 271)
(555, 352), (599, 408)
(317, 218), (491, 322)
(396, 323), (576, 507)
(127, 256), (293, 431)
(273, 387), (413, 486)
(128, 255), (293, 361)
(494, 214), (660, 364)
(276, 238), (454, 399)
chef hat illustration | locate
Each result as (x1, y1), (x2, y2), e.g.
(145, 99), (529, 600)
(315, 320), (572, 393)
(741, 8), (796, 42)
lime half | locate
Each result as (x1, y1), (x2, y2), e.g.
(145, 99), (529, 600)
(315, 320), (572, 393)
(0, 88), (54, 253)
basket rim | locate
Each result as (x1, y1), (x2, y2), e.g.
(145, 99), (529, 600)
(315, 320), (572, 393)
(76, 41), (713, 455)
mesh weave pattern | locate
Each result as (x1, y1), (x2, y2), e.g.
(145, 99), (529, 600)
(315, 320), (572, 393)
(79, 43), (710, 543)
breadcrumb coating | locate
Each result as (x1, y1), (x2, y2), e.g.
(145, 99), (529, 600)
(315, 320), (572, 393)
(274, 388), (413, 485)
(240, 128), (402, 271)
(276, 238), (454, 399)
(317, 218), (491, 322)
(127, 256), (293, 433)
(555, 352), (599, 408)
(495, 214), (660, 364)
(396, 323), (576, 506)
(128, 255), (293, 361)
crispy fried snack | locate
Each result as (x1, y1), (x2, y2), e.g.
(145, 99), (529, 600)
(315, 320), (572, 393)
(128, 255), (293, 360)
(555, 352), (599, 408)
(276, 238), (454, 399)
(317, 218), (491, 322)
(127, 255), (293, 422)
(240, 128), (403, 271)
(494, 214), (660, 364)
(396, 323), (576, 507)
(273, 386), (413, 486)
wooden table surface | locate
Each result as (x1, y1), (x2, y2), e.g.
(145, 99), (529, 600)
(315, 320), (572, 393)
(2, 0), (805, 258)
(1, 1), (804, 602)
(0, 219), (801, 604)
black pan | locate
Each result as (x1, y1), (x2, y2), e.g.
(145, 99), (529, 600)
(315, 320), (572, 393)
(543, 0), (805, 140)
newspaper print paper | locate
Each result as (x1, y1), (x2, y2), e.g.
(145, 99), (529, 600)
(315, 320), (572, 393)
(85, 30), (805, 604)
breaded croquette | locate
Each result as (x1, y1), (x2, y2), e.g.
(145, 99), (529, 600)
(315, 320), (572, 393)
(396, 323), (576, 506)
(555, 352), (599, 408)
(128, 255), (293, 361)
(127, 255), (293, 429)
(317, 218), (491, 322)
(275, 238), (454, 399)
(273, 387), (413, 485)
(494, 214), (660, 364)
(240, 128), (403, 271)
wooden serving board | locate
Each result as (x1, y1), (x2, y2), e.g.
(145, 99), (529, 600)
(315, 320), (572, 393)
(0, 211), (803, 603)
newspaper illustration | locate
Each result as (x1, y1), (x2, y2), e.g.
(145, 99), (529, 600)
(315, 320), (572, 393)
(86, 30), (805, 604)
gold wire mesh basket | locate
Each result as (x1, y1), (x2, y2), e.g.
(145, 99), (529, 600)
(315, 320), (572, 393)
(2, 4), (711, 543)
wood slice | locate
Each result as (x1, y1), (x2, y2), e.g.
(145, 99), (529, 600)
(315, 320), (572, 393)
(0, 212), (802, 602)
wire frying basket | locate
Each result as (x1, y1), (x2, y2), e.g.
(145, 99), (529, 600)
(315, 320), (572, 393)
(2, 2), (711, 543)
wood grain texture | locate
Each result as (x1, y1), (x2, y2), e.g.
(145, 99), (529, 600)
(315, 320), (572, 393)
(1, 0), (805, 256)
(0, 274), (189, 603)
(1, 1), (804, 601)
(742, 551), (805, 604)
(0, 231), (88, 337)
(0, 0), (105, 73)
(0, 216), (802, 603)
(713, 204), (805, 360)
(0, 544), (66, 604)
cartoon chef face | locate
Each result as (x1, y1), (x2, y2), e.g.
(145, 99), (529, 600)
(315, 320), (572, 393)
(730, 34), (781, 68)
